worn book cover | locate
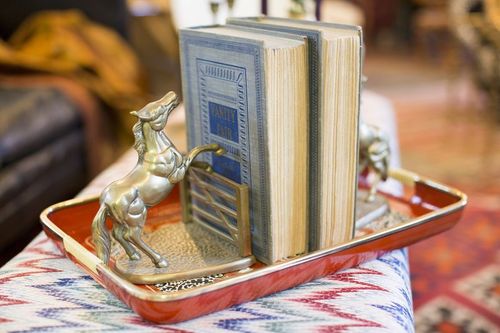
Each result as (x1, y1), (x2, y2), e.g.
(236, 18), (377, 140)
(179, 26), (308, 263)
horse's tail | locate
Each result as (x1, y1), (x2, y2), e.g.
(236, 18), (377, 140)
(92, 204), (111, 264)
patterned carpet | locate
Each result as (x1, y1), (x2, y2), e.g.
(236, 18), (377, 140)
(410, 204), (500, 331)
(365, 52), (500, 332)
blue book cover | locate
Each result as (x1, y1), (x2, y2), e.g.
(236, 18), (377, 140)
(180, 27), (309, 263)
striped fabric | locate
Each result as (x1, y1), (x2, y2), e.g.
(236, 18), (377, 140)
(0, 233), (413, 332)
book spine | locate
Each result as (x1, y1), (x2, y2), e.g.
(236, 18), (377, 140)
(352, 29), (364, 239)
(180, 30), (272, 263)
(227, 20), (323, 250)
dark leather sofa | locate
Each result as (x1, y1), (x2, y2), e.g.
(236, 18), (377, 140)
(0, 0), (128, 263)
(0, 86), (88, 260)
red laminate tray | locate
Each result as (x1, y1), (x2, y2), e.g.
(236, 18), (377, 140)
(40, 168), (466, 323)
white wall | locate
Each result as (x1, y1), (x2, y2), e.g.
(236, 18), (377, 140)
(171, 0), (262, 29)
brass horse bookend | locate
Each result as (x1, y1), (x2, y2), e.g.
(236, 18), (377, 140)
(355, 122), (392, 228)
(92, 91), (224, 268)
(359, 122), (391, 202)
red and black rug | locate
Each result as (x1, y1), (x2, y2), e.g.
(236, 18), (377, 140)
(410, 197), (500, 332)
(362, 50), (500, 332)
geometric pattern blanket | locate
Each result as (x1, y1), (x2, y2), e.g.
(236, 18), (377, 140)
(0, 234), (413, 332)
(0, 149), (414, 332)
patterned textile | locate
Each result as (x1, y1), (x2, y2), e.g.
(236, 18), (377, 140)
(411, 203), (500, 331)
(0, 234), (413, 332)
(0, 150), (414, 332)
(0, 10), (149, 129)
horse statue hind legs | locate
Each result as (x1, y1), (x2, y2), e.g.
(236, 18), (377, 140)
(92, 91), (224, 268)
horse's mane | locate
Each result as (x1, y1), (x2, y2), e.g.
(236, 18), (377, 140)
(132, 120), (146, 163)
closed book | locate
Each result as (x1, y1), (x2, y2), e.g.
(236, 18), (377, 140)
(228, 17), (362, 250)
(179, 25), (309, 264)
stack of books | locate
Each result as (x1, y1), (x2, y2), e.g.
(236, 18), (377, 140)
(180, 17), (362, 264)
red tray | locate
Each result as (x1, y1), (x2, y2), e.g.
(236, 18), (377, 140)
(40, 168), (466, 323)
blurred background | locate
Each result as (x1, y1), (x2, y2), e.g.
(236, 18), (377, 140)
(0, 0), (498, 330)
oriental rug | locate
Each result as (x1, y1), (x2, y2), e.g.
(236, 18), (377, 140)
(410, 200), (500, 332)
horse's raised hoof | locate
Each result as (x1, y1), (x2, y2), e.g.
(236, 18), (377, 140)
(129, 252), (141, 261)
(155, 258), (168, 268)
(215, 148), (225, 156)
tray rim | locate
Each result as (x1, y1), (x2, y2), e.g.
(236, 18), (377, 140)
(40, 167), (467, 303)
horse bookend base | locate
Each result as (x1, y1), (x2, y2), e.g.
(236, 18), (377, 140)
(111, 166), (255, 284)
(91, 91), (254, 284)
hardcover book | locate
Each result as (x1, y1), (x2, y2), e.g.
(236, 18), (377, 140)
(228, 17), (363, 250)
(179, 26), (309, 264)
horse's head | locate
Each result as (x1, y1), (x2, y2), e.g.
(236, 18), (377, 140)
(130, 91), (180, 130)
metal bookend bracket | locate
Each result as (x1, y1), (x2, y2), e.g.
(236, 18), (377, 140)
(111, 166), (254, 284)
(181, 166), (254, 260)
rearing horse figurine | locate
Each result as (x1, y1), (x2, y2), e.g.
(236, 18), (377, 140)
(92, 91), (223, 268)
